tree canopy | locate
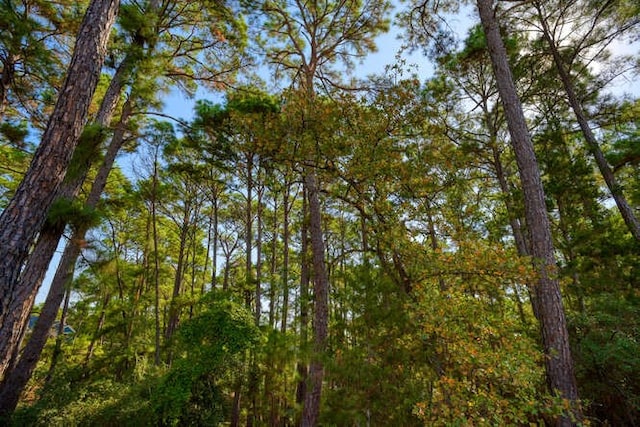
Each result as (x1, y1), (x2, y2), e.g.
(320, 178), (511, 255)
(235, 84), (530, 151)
(0, 0), (639, 425)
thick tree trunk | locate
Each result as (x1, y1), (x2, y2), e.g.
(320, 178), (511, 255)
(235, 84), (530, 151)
(0, 100), (132, 415)
(301, 170), (329, 427)
(0, 0), (118, 340)
(534, 2), (640, 242)
(0, 53), (133, 381)
(476, 0), (582, 424)
(0, 221), (64, 381)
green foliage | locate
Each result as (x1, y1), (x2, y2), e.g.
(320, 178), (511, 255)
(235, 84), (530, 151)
(150, 297), (260, 425)
(227, 90), (280, 115)
(65, 123), (109, 182)
(412, 296), (552, 425)
(404, 240), (558, 424)
(322, 268), (426, 425)
(0, 140), (30, 208)
(570, 293), (640, 424)
(0, 120), (29, 147)
(7, 2), (640, 422)
(118, 3), (158, 48)
(9, 370), (143, 427)
(46, 197), (102, 230)
(10, 296), (259, 426)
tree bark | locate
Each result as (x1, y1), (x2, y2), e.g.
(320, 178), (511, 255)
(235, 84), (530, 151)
(245, 151), (255, 310)
(45, 287), (71, 384)
(534, 1), (640, 242)
(0, 48), (131, 382)
(0, 53), (16, 120)
(255, 180), (264, 325)
(151, 144), (162, 366)
(476, 0), (582, 424)
(0, 0), (118, 341)
(0, 99), (132, 415)
(301, 170), (329, 427)
(165, 208), (191, 345)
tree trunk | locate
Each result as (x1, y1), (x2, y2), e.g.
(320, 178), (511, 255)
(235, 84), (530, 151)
(211, 193), (220, 290)
(301, 170), (329, 427)
(248, 178), (264, 426)
(268, 195), (279, 329)
(0, 99), (132, 415)
(165, 209), (191, 345)
(0, 221), (65, 381)
(85, 292), (110, 364)
(281, 179), (292, 333)
(245, 152), (254, 310)
(485, 115), (540, 319)
(476, 0), (582, 424)
(0, 2), (124, 381)
(534, 1), (640, 242)
(255, 181), (264, 325)
(152, 144), (162, 366)
(0, 0), (118, 339)
(296, 189), (310, 419)
(0, 53), (16, 121)
(45, 287), (71, 384)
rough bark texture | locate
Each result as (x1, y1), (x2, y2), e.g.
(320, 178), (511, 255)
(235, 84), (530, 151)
(0, 0), (119, 358)
(476, 0), (582, 424)
(301, 171), (329, 427)
(534, 2), (640, 242)
(0, 99), (131, 415)
(0, 53), (15, 119)
(0, 51), (130, 382)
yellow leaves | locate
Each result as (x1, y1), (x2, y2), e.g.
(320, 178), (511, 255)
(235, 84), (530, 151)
(419, 239), (539, 299)
(213, 28), (227, 42)
(440, 375), (457, 387)
(414, 401), (427, 418)
(410, 262), (549, 424)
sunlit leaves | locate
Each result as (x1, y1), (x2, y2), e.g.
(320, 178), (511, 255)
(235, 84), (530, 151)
(412, 274), (550, 425)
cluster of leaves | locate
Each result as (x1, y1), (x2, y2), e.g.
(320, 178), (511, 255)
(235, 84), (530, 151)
(10, 297), (259, 427)
(2, 0), (640, 423)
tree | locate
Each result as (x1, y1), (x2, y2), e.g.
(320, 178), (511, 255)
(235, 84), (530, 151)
(0, 0), (118, 381)
(475, 0), (581, 423)
(0, 56), (129, 384)
(530, 0), (640, 241)
(0, 0), (82, 124)
(262, 0), (391, 421)
(0, 0), (252, 411)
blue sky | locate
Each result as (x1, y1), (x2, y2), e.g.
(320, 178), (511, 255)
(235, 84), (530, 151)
(158, 8), (476, 122)
(34, 9), (474, 305)
(35, 5), (638, 305)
